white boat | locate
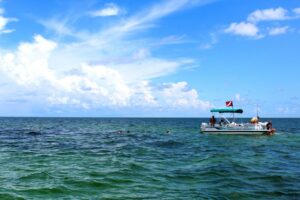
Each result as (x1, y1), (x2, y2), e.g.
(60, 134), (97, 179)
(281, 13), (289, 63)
(200, 108), (275, 135)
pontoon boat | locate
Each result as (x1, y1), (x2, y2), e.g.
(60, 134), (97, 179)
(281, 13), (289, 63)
(200, 108), (275, 135)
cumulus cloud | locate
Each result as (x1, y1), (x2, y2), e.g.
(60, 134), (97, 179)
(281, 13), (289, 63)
(247, 7), (288, 23)
(49, 64), (132, 107)
(130, 81), (211, 110)
(224, 7), (298, 38)
(158, 82), (211, 108)
(224, 22), (260, 37)
(0, 0), (214, 115)
(0, 35), (57, 86)
(268, 26), (289, 36)
(0, 35), (131, 108)
(90, 3), (121, 17)
(0, 35), (211, 112)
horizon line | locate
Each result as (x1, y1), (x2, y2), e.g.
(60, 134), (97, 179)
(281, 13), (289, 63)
(0, 116), (299, 118)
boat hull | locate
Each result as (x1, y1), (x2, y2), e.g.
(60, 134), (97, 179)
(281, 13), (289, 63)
(201, 129), (267, 135)
(200, 121), (275, 135)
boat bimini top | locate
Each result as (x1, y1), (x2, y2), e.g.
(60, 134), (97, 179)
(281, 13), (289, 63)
(210, 108), (243, 114)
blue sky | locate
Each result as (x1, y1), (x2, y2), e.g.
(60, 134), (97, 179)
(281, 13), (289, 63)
(0, 0), (299, 117)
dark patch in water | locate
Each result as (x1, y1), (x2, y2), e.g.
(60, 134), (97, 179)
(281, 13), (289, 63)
(151, 140), (184, 148)
(26, 131), (42, 136)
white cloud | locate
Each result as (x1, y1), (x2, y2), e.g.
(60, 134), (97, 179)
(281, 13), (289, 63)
(131, 81), (212, 109)
(200, 33), (218, 50)
(223, 7), (298, 38)
(158, 35), (187, 45)
(247, 7), (288, 23)
(0, 35), (57, 87)
(116, 58), (185, 82)
(90, 3), (121, 17)
(269, 26), (289, 36)
(0, 16), (8, 30)
(42, 0), (196, 38)
(40, 0), (202, 81)
(0, 1), (214, 114)
(0, 35), (210, 111)
(130, 81), (157, 106)
(0, 35), (132, 107)
(0, 7), (17, 34)
(51, 64), (132, 107)
(158, 82), (211, 109)
(132, 48), (151, 59)
(39, 19), (73, 37)
(224, 22), (260, 37)
(1, 28), (14, 34)
(293, 8), (300, 15)
(224, 7), (300, 39)
(106, 0), (201, 35)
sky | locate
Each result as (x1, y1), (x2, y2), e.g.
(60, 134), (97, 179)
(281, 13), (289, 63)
(0, 0), (299, 117)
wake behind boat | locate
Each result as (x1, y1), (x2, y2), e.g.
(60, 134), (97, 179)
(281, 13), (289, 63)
(201, 101), (275, 135)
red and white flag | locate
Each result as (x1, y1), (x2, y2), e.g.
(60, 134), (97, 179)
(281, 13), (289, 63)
(226, 101), (233, 107)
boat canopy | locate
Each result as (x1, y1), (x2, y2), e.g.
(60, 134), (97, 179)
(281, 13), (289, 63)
(210, 108), (243, 114)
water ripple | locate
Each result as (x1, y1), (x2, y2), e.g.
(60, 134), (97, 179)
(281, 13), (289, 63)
(0, 118), (299, 199)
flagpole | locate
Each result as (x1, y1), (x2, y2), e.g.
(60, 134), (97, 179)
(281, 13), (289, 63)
(232, 103), (234, 122)
(226, 101), (234, 122)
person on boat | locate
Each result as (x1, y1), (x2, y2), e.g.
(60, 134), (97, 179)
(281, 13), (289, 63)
(266, 121), (275, 135)
(219, 119), (225, 126)
(210, 115), (216, 127)
(250, 116), (260, 124)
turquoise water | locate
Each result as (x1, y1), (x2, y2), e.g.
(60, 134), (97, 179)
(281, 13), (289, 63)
(0, 118), (299, 199)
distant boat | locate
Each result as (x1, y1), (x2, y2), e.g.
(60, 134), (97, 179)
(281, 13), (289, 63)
(200, 108), (275, 135)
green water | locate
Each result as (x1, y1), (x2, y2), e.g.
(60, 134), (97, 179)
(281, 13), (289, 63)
(0, 118), (299, 199)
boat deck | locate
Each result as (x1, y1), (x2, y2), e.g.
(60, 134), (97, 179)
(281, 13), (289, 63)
(201, 123), (268, 135)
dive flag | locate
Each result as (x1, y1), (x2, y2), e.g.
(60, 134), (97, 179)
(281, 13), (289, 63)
(226, 101), (233, 107)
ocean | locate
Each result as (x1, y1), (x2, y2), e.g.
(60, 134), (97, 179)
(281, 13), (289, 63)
(0, 117), (299, 199)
